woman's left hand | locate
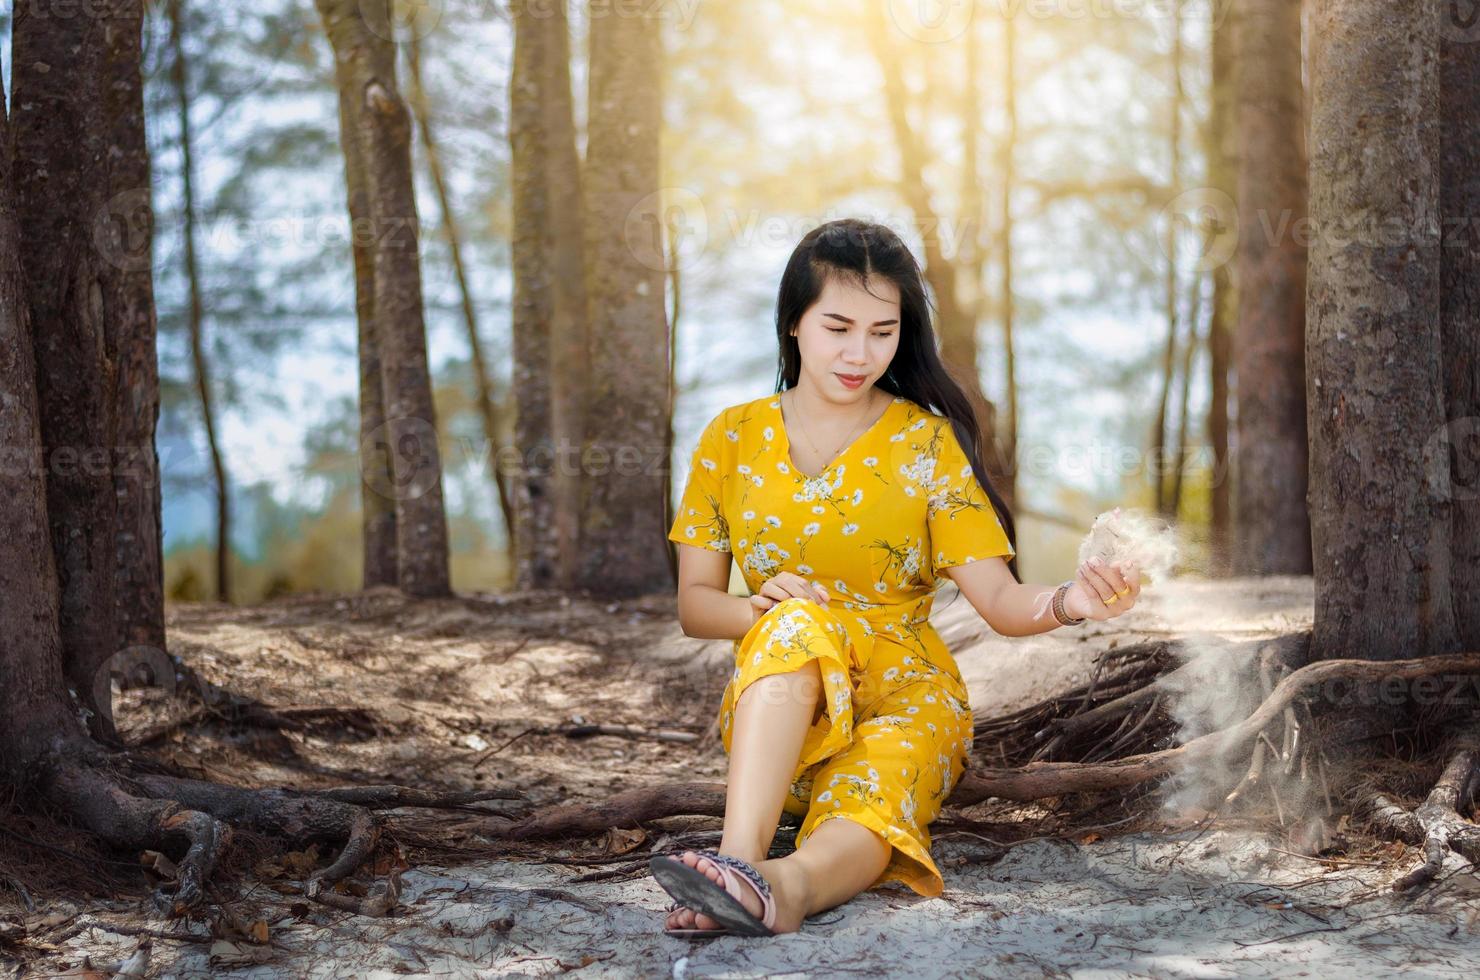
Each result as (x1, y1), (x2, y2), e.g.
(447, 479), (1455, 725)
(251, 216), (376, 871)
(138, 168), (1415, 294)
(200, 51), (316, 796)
(1065, 557), (1141, 621)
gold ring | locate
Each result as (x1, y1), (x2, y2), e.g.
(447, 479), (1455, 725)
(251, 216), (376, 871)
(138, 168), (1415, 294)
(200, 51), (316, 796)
(1102, 595), (1118, 606)
(1115, 587), (1131, 597)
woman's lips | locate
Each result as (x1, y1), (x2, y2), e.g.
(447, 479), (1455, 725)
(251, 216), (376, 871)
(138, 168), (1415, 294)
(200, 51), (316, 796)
(836, 373), (866, 388)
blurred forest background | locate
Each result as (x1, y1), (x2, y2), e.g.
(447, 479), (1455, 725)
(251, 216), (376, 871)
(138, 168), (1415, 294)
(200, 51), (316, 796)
(2, 0), (1259, 602)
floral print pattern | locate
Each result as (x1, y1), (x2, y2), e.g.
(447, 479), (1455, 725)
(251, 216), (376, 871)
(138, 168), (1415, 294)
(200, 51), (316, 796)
(667, 392), (1014, 897)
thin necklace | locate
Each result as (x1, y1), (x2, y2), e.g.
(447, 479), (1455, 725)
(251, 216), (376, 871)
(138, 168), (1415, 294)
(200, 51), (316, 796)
(787, 387), (879, 470)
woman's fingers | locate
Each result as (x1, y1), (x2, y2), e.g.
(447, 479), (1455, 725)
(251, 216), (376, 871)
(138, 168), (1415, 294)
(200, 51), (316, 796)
(1078, 561), (1116, 604)
(761, 574), (828, 604)
(1118, 562), (1142, 601)
(1096, 559), (1131, 595)
(1074, 569), (1111, 619)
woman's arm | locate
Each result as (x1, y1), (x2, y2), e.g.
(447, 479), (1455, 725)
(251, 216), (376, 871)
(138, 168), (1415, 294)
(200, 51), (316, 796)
(944, 554), (1142, 637)
(674, 544), (761, 640)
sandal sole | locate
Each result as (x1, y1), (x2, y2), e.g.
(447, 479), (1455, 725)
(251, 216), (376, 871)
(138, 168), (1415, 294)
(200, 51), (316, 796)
(649, 856), (775, 937)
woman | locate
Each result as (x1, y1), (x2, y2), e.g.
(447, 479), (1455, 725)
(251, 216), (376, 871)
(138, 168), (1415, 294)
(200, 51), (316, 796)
(651, 218), (1142, 937)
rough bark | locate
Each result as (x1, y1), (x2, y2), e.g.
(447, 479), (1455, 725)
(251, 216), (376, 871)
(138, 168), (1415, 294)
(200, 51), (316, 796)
(1206, 1), (1237, 577)
(510, 0), (589, 592)
(509, 1), (559, 591)
(167, 0), (232, 605)
(101, 0), (167, 658)
(1440, 17), (1480, 649)
(405, 33), (517, 556)
(0, 59), (81, 774)
(542, 1), (590, 594)
(573, 0), (672, 597)
(317, 0), (452, 598)
(1306, 0), (1456, 661)
(323, 0), (397, 590)
(11, 0), (122, 737)
(1233, 0), (1312, 575)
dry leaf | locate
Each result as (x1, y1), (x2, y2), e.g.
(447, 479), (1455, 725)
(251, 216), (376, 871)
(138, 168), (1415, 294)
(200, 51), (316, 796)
(282, 845), (320, 877)
(600, 827), (646, 856)
(250, 920), (270, 944)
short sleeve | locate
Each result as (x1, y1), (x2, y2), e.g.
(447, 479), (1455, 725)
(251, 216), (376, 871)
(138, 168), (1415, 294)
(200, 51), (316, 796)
(668, 412), (732, 553)
(926, 419), (1014, 570)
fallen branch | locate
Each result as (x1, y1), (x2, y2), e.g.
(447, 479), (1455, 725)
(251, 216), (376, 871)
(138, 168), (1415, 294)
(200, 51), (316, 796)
(950, 652), (1480, 804)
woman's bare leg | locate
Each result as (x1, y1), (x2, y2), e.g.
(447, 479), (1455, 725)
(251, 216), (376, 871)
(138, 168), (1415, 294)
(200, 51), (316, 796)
(720, 658), (822, 858)
(666, 659), (891, 932)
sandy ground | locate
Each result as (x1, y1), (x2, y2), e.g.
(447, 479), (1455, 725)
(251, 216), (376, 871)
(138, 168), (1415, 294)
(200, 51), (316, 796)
(6, 575), (1480, 978)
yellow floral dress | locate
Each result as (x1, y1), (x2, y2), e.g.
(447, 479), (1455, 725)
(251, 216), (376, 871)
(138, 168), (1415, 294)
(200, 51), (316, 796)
(667, 391), (1015, 897)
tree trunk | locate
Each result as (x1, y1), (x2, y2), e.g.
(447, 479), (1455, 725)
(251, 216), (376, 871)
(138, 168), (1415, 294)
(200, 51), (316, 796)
(1440, 15), (1480, 650)
(996, 11), (1019, 509)
(11, 0), (122, 738)
(865, 7), (1010, 508)
(167, 0), (232, 604)
(663, 212), (682, 585)
(509, 2), (560, 591)
(1206, 1), (1237, 577)
(0, 58), (84, 775)
(317, 0), (451, 598)
(509, 0), (588, 592)
(323, 0), (397, 590)
(1306, 0), (1455, 660)
(1233, 0), (1311, 575)
(1170, 267), (1204, 518)
(574, 0), (672, 597)
(405, 33), (517, 556)
(101, 0), (167, 655)
(542, 2), (589, 594)
(1151, 0), (1185, 519)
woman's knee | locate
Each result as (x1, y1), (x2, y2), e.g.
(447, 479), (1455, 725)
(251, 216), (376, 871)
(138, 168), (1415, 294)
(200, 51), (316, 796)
(740, 656), (824, 713)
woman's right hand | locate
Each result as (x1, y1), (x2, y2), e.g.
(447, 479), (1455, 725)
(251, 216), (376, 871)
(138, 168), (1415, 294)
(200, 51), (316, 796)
(748, 572), (830, 623)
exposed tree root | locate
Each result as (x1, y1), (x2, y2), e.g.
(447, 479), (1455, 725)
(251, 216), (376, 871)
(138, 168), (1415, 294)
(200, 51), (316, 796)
(500, 651), (1480, 849)
(951, 651), (1477, 805)
(973, 633), (1310, 769)
(1359, 724), (1480, 892)
(23, 739), (525, 918)
(126, 661), (383, 747)
(505, 782), (727, 839)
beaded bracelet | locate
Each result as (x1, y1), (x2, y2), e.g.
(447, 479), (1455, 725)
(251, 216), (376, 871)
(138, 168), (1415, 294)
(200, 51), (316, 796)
(1051, 580), (1086, 627)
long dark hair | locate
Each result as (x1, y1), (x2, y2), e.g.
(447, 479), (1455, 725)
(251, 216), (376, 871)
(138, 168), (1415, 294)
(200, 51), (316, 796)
(773, 218), (1020, 584)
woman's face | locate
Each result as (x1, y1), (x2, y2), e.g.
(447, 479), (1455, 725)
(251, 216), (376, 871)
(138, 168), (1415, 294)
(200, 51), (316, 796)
(789, 274), (902, 404)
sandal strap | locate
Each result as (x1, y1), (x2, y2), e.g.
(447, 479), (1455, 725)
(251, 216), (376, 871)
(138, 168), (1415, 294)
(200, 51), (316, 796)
(698, 851), (777, 930)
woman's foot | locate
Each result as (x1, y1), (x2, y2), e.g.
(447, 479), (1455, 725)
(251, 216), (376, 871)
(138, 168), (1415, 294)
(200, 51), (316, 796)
(662, 850), (812, 934)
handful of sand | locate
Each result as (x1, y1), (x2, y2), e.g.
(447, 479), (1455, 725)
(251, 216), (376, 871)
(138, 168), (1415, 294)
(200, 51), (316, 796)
(1075, 506), (1176, 586)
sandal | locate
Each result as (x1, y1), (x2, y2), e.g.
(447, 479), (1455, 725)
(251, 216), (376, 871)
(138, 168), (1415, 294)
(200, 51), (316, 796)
(650, 850), (777, 938)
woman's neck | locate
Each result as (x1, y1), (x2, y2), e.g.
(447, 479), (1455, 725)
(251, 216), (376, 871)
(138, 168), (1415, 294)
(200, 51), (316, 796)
(787, 379), (880, 429)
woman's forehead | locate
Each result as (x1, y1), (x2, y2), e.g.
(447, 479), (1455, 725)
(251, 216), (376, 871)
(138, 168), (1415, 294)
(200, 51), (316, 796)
(814, 274), (901, 315)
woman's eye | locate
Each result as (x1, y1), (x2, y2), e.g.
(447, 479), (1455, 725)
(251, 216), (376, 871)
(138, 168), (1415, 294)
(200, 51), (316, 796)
(827, 327), (894, 337)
